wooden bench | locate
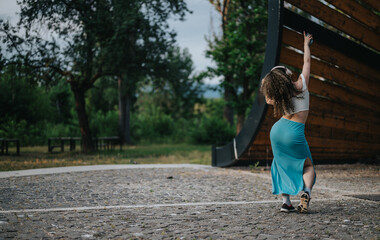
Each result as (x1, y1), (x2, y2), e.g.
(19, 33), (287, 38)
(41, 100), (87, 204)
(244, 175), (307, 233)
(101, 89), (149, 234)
(48, 137), (81, 153)
(0, 138), (20, 155)
(213, 0), (380, 166)
(94, 136), (122, 151)
(48, 136), (121, 153)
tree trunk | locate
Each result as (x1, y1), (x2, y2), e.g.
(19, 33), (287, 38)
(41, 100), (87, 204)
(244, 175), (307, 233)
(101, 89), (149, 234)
(223, 85), (234, 126)
(118, 76), (132, 145)
(209, 0), (234, 126)
(236, 112), (245, 135)
(236, 77), (251, 134)
(71, 84), (95, 152)
(221, 1), (234, 127)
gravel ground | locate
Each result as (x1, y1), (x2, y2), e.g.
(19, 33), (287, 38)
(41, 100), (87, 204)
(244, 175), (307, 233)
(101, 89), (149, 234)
(0, 163), (379, 239)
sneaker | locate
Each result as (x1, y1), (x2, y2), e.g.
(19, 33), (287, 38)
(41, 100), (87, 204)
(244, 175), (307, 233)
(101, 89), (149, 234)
(280, 203), (296, 213)
(297, 192), (310, 213)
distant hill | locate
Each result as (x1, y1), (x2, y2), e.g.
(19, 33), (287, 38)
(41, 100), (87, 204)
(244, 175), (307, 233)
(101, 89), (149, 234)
(202, 84), (221, 99)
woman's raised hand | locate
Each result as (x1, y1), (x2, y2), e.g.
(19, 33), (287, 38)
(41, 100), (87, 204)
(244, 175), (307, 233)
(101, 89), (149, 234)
(303, 31), (313, 46)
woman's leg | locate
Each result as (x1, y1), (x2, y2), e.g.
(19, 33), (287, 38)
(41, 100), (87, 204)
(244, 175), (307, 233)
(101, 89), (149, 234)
(282, 194), (291, 205)
(298, 157), (314, 213)
(303, 157), (314, 194)
(303, 158), (315, 196)
(281, 193), (295, 212)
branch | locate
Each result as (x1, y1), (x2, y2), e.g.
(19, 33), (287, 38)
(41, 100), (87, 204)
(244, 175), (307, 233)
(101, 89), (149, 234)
(47, 63), (74, 82)
(88, 68), (102, 88)
(61, 0), (89, 24)
(222, 0), (230, 24)
(209, 0), (222, 15)
(1, 26), (23, 57)
(86, 58), (114, 91)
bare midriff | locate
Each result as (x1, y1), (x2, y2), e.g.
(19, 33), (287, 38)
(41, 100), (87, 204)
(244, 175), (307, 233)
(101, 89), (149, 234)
(282, 110), (309, 124)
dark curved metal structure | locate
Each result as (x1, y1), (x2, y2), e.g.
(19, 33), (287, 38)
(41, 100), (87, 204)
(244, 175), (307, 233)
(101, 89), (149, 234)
(212, 0), (380, 167)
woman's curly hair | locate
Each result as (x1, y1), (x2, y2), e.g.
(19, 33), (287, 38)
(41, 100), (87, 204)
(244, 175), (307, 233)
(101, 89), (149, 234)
(260, 68), (302, 117)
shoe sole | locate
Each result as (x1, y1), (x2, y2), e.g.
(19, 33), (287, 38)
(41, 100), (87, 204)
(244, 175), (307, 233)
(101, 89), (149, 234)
(298, 198), (309, 213)
(280, 208), (295, 213)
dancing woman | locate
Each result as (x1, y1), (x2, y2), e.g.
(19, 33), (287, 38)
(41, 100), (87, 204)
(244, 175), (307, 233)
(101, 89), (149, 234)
(260, 32), (316, 213)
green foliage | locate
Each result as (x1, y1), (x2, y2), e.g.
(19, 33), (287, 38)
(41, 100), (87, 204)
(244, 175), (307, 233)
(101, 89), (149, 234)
(45, 122), (80, 139)
(0, 65), (54, 125)
(0, 60), (218, 146)
(115, 94), (236, 145)
(150, 47), (205, 119)
(131, 100), (176, 143)
(129, 98), (235, 145)
(1, 0), (191, 151)
(0, 65), (54, 145)
(102, 1), (189, 77)
(48, 79), (74, 123)
(0, 66), (80, 145)
(89, 110), (119, 137)
(1, 0), (123, 151)
(207, 0), (267, 123)
(190, 99), (235, 145)
(189, 116), (235, 145)
(199, 98), (226, 118)
(249, 161), (260, 171)
(0, 0), (266, 149)
(0, 119), (41, 145)
(88, 77), (119, 113)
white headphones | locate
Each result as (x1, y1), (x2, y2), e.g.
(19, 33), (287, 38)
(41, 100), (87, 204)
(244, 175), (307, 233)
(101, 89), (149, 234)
(271, 65), (292, 76)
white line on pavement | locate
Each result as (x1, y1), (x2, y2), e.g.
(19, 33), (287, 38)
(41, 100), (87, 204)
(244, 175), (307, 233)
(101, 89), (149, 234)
(0, 198), (344, 214)
(0, 164), (213, 178)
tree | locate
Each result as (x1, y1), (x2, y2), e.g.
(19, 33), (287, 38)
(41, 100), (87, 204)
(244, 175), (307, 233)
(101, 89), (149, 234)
(0, 0), (189, 150)
(207, 0), (267, 134)
(0, 64), (53, 128)
(0, 64), (54, 145)
(207, 0), (235, 126)
(149, 46), (204, 120)
(88, 77), (119, 114)
(0, 0), (114, 152)
(99, 0), (189, 145)
(48, 78), (74, 124)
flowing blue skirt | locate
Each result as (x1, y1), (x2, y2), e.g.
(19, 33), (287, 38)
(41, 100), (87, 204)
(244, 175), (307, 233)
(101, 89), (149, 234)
(270, 117), (315, 195)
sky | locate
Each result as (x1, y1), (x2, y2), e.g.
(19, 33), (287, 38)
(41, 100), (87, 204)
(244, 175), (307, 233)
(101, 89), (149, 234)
(168, 0), (221, 85)
(0, 0), (222, 85)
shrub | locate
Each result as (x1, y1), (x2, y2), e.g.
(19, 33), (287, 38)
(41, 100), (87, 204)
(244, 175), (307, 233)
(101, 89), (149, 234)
(131, 108), (175, 143)
(89, 110), (119, 137)
(45, 122), (80, 138)
(0, 119), (51, 146)
(189, 116), (235, 145)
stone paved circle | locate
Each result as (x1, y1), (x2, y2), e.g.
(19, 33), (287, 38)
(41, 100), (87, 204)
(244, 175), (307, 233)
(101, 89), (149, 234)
(0, 163), (379, 239)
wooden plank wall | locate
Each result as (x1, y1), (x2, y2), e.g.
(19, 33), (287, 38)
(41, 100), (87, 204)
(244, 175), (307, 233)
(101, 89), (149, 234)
(242, 0), (380, 163)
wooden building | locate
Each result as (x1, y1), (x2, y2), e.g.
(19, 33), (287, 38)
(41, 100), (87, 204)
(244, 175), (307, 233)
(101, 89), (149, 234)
(212, 0), (380, 167)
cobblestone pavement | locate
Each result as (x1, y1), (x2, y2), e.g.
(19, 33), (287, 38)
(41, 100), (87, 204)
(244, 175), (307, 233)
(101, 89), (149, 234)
(0, 164), (379, 239)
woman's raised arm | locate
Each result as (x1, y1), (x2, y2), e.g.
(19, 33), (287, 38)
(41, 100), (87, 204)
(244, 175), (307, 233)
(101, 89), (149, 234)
(301, 32), (312, 87)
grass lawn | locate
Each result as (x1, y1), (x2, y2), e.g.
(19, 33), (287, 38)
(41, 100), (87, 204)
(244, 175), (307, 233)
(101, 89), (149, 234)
(0, 144), (212, 171)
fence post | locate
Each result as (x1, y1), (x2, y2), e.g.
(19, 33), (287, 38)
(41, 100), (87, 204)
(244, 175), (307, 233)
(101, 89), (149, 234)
(5, 141), (8, 155)
(16, 140), (20, 155)
(0, 139), (4, 155)
(60, 138), (64, 152)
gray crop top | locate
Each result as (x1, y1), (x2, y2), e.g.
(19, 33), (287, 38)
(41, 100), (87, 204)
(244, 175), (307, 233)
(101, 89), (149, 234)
(286, 74), (309, 115)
